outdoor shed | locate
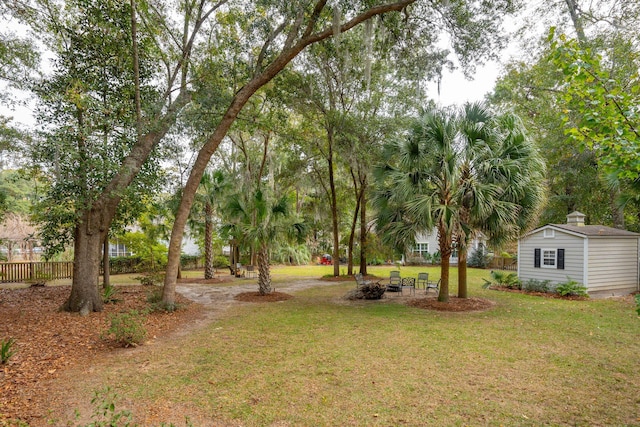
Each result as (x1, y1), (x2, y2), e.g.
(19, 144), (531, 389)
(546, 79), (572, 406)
(518, 211), (640, 296)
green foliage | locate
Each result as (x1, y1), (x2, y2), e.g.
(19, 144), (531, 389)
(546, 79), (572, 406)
(482, 271), (520, 289)
(521, 279), (552, 293)
(635, 294), (640, 316)
(467, 247), (491, 268)
(102, 310), (147, 348)
(212, 255), (229, 269)
(135, 272), (163, 287)
(1, 337), (17, 364)
(102, 284), (120, 304)
(555, 278), (589, 297)
(549, 29), (640, 182)
(180, 255), (202, 270)
(118, 231), (168, 272)
(107, 256), (144, 274)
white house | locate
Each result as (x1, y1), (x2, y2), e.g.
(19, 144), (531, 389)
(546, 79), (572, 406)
(410, 230), (486, 264)
(518, 211), (640, 296)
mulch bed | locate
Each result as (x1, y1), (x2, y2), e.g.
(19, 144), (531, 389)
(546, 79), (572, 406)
(0, 285), (204, 425)
(407, 296), (495, 312)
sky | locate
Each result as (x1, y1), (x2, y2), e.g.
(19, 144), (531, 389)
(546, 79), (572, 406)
(427, 61), (501, 107)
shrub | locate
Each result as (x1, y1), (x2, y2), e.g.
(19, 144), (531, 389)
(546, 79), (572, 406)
(213, 255), (229, 269)
(102, 310), (147, 347)
(483, 270), (520, 289)
(635, 294), (640, 315)
(468, 247), (491, 268)
(555, 279), (589, 297)
(1, 337), (17, 364)
(135, 271), (163, 286)
(180, 254), (202, 270)
(102, 284), (120, 304)
(521, 279), (552, 293)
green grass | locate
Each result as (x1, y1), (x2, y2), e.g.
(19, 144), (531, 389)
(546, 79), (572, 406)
(77, 266), (640, 426)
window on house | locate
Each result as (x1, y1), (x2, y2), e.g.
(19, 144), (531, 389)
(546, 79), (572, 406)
(542, 249), (556, 268)
(544, 229), (555, 238)
(534, 248), (565, 269)
(412, 243), (429, 259)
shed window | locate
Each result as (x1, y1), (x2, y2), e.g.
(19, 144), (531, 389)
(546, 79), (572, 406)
(534, 248), (565, 269)
(542, 249), (556, 268)
(544, 229), (555, 238)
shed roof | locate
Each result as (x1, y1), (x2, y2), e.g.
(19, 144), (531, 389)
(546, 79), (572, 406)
(524, 223), (640, 239)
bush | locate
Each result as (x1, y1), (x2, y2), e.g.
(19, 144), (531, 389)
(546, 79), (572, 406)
(102, 284), (121, 304)
(180, 254), (202, 270)
(635, 294), (640, 316)
(102, 310), (147, 347)
(482, 270), (520, 289)
(555, 279), (589, 297)
(1, 337), (17, 364)
(468, 247), (491, 268)
(213, 255), (229, 269)
(521, 279), (552, 293)
(555, 281), (588, 297)
(135, 271), (164, 286)
(106, 256), (144, 274)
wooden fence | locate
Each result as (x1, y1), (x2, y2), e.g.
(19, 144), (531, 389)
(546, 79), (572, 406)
(489, 256), (518, 271)
(0, 262), (74, 283)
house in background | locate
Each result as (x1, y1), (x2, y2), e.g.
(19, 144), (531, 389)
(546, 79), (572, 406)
(518, 211), (640, 297)
(409, 230), (486, 265)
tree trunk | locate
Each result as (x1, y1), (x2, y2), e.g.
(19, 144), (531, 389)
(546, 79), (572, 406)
(327, 131), (341, 277)
(437, 224), (451, 303)
(359, 183), (367, 276)
(102, 235), (110, 289)
(161, 0), (420, 304)
(257, 245), (271, 295)
(204, 202), (214, 279)
(347, 191), (361, 276)
(457, 246), (468, 299)
(64, 219), (104, 314)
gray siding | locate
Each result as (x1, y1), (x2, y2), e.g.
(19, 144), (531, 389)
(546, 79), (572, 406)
(518, 229), (585, 285)
(586, 238), (639, 292)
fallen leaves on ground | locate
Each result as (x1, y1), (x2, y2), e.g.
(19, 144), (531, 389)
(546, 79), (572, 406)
(0, 285), (204, 425)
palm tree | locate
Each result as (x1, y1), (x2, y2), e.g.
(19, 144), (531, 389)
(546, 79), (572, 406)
(374, 103), (545, 302)
(192, 170), (229, 279)
(374, 107), (460, 302)
(223, 188), (306, 295)
(456, 103), (546, 298)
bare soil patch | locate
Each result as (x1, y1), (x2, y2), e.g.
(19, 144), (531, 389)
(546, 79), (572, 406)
(234, 291), (293, 302)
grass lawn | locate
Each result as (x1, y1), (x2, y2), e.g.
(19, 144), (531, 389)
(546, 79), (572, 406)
(67, 265), (640, 426)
